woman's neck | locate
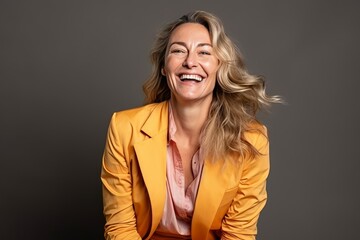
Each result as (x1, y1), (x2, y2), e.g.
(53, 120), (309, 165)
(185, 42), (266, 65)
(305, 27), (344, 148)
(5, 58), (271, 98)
(169, 97), (212, 145)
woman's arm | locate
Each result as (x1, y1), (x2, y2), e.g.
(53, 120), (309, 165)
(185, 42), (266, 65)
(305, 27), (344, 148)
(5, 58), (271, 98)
(221, 127), (270, 240)
(101, 113), (142, 240)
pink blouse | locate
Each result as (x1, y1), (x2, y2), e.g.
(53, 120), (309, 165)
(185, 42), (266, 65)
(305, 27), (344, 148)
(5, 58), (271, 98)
(151, 106), (204, 239)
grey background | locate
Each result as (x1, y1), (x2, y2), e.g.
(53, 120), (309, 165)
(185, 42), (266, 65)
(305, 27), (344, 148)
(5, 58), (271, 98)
(1, 0), (359, 239)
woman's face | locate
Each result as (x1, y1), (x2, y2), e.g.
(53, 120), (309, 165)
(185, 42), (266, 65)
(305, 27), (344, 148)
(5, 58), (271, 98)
(164, 23), (219, 104)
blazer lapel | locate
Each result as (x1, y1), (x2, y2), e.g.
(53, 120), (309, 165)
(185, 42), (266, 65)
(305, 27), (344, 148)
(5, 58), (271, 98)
(192, 159), (229, 240)
(134, 101), (169, 238)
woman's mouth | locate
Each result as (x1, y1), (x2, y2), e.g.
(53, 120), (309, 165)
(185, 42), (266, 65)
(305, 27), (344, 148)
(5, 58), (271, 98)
(179, 74), (203, 82)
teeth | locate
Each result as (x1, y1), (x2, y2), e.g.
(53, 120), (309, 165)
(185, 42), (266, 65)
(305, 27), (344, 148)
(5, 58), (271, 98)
(180, 74), (203, 82)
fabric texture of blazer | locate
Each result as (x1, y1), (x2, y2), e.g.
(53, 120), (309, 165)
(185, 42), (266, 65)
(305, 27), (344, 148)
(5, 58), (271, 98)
(101, 101), (270, 240)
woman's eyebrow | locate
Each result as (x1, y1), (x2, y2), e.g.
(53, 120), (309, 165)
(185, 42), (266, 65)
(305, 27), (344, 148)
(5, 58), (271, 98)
(169, 42), (213, 48)
(198, 43), (213, 47)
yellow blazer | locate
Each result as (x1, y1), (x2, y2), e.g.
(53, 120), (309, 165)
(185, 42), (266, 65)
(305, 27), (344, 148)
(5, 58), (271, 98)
(101, 101), (269, 240)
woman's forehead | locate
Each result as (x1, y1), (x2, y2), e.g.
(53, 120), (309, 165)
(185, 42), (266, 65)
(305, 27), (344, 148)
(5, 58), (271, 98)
(169, 23), (211, 45)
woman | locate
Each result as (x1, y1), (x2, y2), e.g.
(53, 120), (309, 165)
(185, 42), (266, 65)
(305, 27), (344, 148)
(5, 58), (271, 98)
(101, 10), (280, 240)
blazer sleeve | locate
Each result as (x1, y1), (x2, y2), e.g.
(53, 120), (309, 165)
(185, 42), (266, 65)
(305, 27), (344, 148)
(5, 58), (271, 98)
(101, 113), (142, 240)
(220, 127), (270, 240)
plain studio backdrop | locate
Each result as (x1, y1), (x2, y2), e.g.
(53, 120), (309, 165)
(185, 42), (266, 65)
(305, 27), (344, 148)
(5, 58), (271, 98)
(1, 0), (359, 239)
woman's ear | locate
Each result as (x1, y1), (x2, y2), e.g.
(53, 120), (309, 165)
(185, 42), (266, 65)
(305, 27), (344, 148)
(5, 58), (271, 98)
(161, 68), (166, 76)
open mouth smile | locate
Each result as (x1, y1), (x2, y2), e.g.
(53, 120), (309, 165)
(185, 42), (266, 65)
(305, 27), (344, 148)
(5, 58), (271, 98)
(179, 74), (204, 82)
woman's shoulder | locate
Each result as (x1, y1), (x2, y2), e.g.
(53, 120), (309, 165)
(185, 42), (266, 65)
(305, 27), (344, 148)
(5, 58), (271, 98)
(243, 120), (268, 149)
(247, 120), (267, 134)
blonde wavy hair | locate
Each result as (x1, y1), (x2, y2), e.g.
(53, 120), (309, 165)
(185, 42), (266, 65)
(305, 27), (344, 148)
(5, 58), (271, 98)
(143, 10), (281, 161)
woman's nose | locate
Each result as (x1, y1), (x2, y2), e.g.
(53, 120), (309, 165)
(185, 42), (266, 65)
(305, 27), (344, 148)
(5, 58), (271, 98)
(182, 52), (198, 68)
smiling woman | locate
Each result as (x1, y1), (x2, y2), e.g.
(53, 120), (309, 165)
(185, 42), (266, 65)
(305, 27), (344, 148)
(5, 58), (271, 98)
(164, 23), (219, 106)
(101, 10), (281, 240)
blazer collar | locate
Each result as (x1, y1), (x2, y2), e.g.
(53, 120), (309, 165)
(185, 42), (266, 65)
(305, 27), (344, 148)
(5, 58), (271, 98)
(140, 101), (169, 138)
(134, 101), (169, 238)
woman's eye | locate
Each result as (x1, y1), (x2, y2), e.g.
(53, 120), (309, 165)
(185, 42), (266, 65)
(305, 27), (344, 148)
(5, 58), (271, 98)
(171, 49), (185, 54)
(199, 51), (211, 55)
